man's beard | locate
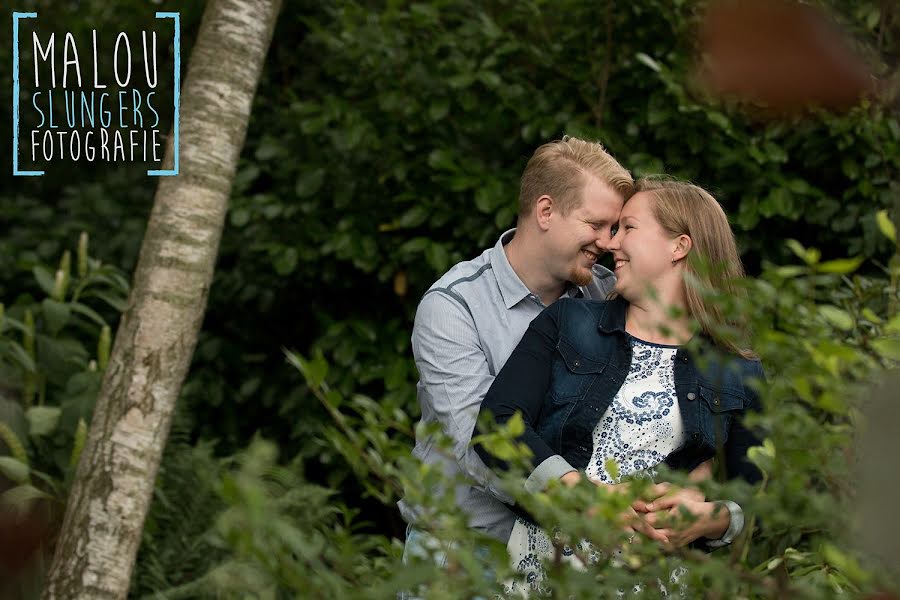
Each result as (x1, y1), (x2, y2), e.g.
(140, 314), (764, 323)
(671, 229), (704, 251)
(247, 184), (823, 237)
(568, 264), (593, 287)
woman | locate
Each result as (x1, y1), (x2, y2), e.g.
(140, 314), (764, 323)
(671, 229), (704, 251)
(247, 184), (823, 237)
(475, 178), (764, 586)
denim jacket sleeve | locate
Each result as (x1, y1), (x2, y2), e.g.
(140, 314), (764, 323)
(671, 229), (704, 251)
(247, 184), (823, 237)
(475, 301), (578, 493)
(724, 359), (766, 485)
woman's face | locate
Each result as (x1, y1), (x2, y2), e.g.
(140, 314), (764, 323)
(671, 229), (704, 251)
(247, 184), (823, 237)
(608, 192), (684, 303)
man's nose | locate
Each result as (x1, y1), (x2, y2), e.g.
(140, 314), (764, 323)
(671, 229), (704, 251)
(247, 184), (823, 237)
(595, 228), (614, 251)
(605, 228), (621, 251)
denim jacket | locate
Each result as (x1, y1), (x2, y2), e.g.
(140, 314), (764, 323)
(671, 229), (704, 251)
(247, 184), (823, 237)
(475, 296), (764, 493)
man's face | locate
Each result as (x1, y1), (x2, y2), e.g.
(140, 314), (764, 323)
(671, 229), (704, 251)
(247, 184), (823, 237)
(547, 177), (624, 286)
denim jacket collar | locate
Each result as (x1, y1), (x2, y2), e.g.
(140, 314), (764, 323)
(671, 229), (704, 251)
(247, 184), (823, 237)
(596, 296), (628, 334)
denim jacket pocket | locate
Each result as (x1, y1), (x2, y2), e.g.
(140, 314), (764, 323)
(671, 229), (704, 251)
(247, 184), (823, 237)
(549, 337), (607, 403)
(698, 386), (745, 446)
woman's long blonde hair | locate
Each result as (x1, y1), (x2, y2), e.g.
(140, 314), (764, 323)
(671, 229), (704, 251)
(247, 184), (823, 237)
(635, 177), (755, 359)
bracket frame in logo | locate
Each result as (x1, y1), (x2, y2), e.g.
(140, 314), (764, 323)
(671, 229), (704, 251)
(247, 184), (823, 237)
(11, 11), (181, 177)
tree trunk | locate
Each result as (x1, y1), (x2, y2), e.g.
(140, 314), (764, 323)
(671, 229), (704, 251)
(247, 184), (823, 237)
(41, 1), (282, 598)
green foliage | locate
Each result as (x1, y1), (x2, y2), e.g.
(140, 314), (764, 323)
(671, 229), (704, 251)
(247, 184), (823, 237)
(135, 226), (898, 597)
(183, 0), (898, 462)
(0, 0), (898, 597)
(0, 235), (129, 542)
(130, 411), (228, 598)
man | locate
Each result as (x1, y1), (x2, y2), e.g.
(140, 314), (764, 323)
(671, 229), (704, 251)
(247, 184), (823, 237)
(398, 136), (633, 550)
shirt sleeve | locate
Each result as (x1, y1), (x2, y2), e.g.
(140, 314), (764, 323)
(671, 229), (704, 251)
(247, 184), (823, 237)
(411, 290), (513, 503)
(475, 300), (577, 493)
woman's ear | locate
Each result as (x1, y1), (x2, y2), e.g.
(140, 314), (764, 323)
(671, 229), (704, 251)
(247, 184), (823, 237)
(673, 234), (693, 262)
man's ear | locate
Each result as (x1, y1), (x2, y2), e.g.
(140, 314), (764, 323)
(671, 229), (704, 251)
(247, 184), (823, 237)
(535, 195), (554, 231)
(673, 234), (692, 262)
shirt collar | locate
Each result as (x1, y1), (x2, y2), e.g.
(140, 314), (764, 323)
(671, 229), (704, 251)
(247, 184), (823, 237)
(490, 229), (533, 309)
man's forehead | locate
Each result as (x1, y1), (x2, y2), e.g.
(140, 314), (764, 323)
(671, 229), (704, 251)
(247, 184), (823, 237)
(577, 188), (623, 220)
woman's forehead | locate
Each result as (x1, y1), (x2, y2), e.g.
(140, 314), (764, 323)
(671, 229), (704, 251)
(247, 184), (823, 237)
(621, 191), (654, 218)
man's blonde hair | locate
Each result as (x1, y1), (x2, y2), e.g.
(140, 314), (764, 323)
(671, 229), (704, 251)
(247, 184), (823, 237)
(518, 135), (633, 218)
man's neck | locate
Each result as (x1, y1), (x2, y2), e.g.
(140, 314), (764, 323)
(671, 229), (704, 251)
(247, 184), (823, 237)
(504, 230), (567, 306)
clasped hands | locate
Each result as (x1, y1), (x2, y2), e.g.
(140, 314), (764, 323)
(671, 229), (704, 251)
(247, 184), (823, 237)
(559, 471), (730, 548)
(626, 482), (729, 548)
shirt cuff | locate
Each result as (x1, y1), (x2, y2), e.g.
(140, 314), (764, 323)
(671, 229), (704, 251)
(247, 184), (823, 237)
(524, 455), (577, 493)
(706, 500), (744, 548)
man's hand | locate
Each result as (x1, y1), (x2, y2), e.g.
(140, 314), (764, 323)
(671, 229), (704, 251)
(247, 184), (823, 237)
(642, 498), (731, 548)
(582, 478), (671, 544)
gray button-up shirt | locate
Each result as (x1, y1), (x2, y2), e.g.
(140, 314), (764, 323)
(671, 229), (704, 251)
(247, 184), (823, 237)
(398, 229), (616, 542)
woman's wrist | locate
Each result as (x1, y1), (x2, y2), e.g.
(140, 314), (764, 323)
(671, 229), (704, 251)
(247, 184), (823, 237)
(703, 501), (732, 539)
(559, 470), (582, 487)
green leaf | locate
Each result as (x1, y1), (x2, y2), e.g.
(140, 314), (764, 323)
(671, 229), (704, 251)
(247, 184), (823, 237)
(885, 314), (900, 334)
(33, 266), (57, 296)
(871, 337), (900, 361)
(0, 456), (30, 484)
(427, 149), (457, 172)
(707, 112), (730, 130)
(288, 350), (328, 389)
(822, 543), (871, 585)
(83, 290), (127, 312)
(230, 208), (251, 228)
(399, 237), (429, 255)
(0, 484), (51, 516)
(819, 305), (854, 331)
(817, 257), (863, 274)
(876, 210), (896, 242)
(428, 98), (450, 121)
(446, 72), (475, 89)
(774, 265), (807, 278)
(505, 412), (525, 437)
(864, 6), (880, 30)
(25, 406), (61, 437)
(2, 340), (37, 372)
(861, 308), (882, 324)
(635, 52), (661, 72)
(255, 137), (284, 161)
(425, 243), (449, 273)
(477, 71), (502, 88)
(295, 169), (325, 198)
(604, 458), (620, 481)
(785, 239), (807, 261)
(398, 206), (430, 229)
(42, 298), (71, 336)
(69, 302), (107, 327)
(273, 248), (299, 276)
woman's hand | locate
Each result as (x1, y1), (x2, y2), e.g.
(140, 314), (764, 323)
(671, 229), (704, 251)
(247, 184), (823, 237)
(582, 478), (671, 543)
(642, 498), (731, 548)
(631, 482), (705, 513)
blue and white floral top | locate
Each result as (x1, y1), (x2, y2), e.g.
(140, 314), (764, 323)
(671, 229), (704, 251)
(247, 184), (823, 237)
(585, 336), (685, 483)
(504, 337), (687, 594)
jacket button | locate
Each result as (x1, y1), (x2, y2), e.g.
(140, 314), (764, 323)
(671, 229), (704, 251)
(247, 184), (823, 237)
(713, 398), (721, 406)
(681, 356), (688, 362)
(691, 432), (700, 441)
(574, 360), (580, 367)
(687, 392), (696, 401)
